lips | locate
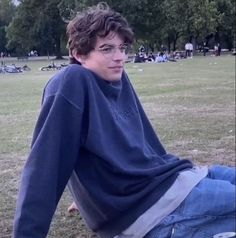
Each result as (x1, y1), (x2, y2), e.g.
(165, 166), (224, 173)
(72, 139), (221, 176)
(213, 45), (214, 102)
(110, 67), (123, 74)
(109, 66), (123, 69)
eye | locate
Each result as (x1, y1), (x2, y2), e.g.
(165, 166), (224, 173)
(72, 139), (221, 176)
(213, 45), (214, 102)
(120, 45), (128, 53)
(100, 47), (113, 54)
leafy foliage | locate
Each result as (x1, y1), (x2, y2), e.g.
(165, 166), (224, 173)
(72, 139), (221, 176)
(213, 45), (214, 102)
(6, 0), (65, 57)
(0, 0), (16, 52)
(3, 0), (236, 56)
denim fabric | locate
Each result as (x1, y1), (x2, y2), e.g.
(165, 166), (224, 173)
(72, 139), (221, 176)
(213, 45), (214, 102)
(144, 165), (236, 238)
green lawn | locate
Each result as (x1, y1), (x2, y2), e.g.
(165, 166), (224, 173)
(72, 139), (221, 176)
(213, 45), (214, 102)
(0, 55), (235, 237)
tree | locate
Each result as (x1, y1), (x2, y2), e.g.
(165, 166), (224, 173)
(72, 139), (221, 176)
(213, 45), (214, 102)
(7, 0), (65, 58)
(214, 0), (236, 50)
(183, 0), (222, 48)
(0, 0), (16, 53)
(6, 1), (35, 55)
(5, 0), (235, 56)
(119, 0), (165, 52)
(37, 0), (65, 58)
(58, 0), (86, 21)
(161, 0), (187, 52)
(160, 0), (223, 51)
(73, 0), (165, 52)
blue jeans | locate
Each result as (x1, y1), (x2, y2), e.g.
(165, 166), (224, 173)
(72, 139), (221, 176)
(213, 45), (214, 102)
(144, 165), (236, 238)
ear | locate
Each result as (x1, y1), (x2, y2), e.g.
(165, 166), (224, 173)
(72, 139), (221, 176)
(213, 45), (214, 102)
(71, 49), (87, 65)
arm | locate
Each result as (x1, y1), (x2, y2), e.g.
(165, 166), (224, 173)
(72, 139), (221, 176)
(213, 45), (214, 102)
(13, 93), (83, 238)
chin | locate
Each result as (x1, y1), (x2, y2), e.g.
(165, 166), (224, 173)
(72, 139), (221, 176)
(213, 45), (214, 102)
(110, 73), (122, 81)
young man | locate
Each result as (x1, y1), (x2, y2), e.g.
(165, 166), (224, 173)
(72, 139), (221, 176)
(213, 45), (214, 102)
(13, 3), (235, 238)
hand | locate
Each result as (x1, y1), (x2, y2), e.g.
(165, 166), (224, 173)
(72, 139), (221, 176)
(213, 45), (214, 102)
(67, 202), (79, 213)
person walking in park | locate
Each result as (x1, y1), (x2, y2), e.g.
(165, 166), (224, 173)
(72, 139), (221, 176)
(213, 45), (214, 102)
(184, 42), (190, 57)
(217, 42), (222, 56)
(203, 42), (208, 56)
(13, 3), (235, 238)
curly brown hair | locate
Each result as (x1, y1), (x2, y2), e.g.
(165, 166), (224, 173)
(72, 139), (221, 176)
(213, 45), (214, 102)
(66, 2), (134, 64)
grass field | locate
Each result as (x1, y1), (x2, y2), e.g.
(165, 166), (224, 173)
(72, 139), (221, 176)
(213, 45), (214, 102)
(0, 55), (235, 237)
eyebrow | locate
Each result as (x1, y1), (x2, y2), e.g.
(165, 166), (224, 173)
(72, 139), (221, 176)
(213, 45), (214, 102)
(98, 43), (125, 49)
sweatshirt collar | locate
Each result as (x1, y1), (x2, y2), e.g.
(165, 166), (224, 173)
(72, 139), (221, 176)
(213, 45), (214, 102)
(88, 69), (123, 99)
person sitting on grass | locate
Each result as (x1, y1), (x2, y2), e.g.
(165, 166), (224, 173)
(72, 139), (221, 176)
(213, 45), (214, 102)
(13, 3), (235, 238)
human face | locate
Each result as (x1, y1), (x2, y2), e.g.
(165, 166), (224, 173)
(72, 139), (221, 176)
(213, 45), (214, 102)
(78, 33), (128, 81)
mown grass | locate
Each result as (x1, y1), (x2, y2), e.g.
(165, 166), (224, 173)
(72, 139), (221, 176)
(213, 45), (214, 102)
(0, 55), (235, 237)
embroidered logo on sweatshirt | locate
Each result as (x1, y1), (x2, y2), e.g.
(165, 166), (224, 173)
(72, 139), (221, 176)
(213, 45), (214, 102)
(112, 105), (138, 121)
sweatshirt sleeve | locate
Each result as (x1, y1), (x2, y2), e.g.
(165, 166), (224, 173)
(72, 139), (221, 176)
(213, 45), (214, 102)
(13, 93), (83, 238)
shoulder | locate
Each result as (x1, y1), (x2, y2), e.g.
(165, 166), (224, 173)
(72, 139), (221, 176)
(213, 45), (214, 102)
(62, 64), (90, 79)
(57, 64), (92, 87)
(42, 64), (96, 108)
(44, 64), (94, 96)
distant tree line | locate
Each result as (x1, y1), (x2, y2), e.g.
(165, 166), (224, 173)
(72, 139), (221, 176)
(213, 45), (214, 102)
(0, 0), (235, 58)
